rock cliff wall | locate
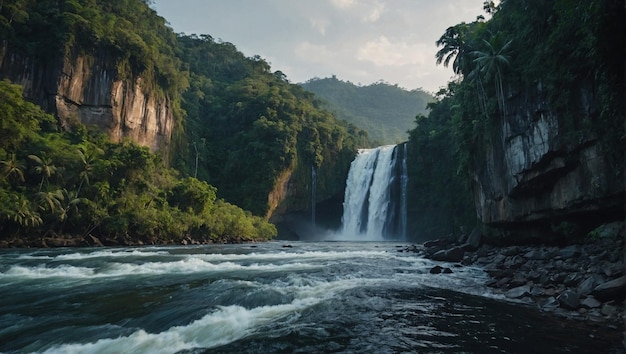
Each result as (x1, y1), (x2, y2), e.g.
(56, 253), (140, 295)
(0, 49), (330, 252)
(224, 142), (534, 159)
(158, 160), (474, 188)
(472, 85), (624, 237)
(0, 46), (174, 154)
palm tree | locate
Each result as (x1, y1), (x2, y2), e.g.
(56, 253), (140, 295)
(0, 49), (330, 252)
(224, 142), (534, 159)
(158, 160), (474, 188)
(435, 23), (472, 75)
(59, 189), (85, 220)
(58, 189), (85, 233)
(35, 189), (64, 215)
(0, 153), (25, 185)
(28, 152), (57, 192)
(76, 148), (96, 196)
(471, 37), (513, 116)
(12, 197), (43, 228)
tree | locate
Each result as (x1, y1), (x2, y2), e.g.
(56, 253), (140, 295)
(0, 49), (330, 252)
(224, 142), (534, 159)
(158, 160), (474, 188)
(435, 24), (471, 75)
(35, 189), (64, 215)
(28, 152), (58, 192)
(1, 153), (25, 185)
(0, 80), (49, 151)
(11, 197), (43, 229)
(57, 189), (85, 233)
(471, 36), (512, 116)
(75, 148), (98, 196)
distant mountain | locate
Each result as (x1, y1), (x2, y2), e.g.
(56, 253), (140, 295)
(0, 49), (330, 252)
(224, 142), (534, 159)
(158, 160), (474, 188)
(300, 76), (433, 145)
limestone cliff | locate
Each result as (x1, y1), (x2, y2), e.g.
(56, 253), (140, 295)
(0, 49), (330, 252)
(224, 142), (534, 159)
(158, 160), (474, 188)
(0, 46), (175, 154)
(472, 85), (624, 237)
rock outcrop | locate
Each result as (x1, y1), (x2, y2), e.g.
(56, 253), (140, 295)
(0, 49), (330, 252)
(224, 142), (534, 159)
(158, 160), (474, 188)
(0, 46), (175, 154)
(471, 85), (624, 237)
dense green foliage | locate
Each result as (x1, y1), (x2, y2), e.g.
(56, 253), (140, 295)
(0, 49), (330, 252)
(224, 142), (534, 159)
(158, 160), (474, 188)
(406, 92), (476, 239)
(173, 35), (369, 216)
(1, 0), (370, 229)
(0, 80), (276, 244)
(406, 0), (624, 238)
(0, 0), (187, 95)
(301, 77), (433, 145)
(432, 0), (624, 176)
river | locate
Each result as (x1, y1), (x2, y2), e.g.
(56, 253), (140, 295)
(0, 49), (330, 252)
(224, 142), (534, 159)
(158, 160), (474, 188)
(0, 242), (621, 353)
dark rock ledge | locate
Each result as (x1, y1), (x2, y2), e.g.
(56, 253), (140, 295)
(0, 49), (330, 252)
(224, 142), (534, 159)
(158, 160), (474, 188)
(401, 222), (626, 337)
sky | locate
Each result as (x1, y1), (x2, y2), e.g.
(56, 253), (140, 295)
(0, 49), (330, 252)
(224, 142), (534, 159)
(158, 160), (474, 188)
(152, 0), (486, 93)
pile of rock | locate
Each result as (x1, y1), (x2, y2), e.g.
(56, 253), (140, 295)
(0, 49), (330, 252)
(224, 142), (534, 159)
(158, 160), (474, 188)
(412, 222), (625, 328)
(470, 239), (624, 326)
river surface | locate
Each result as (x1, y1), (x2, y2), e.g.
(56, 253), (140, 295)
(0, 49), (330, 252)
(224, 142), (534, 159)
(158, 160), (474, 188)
(0, 242), (622, 353)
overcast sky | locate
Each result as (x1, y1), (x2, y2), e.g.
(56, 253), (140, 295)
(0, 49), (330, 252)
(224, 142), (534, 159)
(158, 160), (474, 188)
(152, 0), (486, 93)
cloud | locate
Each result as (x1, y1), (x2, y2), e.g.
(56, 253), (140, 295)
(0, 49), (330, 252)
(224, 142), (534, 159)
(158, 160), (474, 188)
(309, 17), (330, 35)
(361, 1), (385, 23)
(357, 36), (429, 67)
(295, 42), (336, 64)
(330, 0), (357, 9)
(328, 0), (386, 23)
(153, 0), (486, 92)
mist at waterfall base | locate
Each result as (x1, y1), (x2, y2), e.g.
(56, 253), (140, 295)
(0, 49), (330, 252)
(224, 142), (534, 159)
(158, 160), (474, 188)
(282, 144), (410, 242)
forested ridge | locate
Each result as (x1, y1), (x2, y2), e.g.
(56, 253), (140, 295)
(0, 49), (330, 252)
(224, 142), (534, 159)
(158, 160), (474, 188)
(301, 76), (433, 145)
(174, 35), (369, 217)
(0, 0), (369, 245)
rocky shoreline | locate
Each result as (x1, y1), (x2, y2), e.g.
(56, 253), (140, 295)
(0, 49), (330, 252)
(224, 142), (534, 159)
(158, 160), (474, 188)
(405, 222), (626, 349)
(0, 233), (253, 248)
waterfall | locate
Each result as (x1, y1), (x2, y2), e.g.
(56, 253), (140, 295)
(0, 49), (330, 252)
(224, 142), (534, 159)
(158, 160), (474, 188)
(400, 143), (408, 240)
(340, 144), (408, 240)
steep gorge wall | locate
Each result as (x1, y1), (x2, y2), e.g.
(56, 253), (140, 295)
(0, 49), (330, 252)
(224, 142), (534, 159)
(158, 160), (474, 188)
(0, 45), (175, 154)
(472, 85), (624, 238)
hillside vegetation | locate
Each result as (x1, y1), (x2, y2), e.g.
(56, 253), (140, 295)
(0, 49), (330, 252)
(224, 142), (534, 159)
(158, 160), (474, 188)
(405, 0), (624, 240)
(174, 37), (369, 216)
(301, 77), (433, 145)
(0, 80), (275, 245)
(0, 0), (370, 244)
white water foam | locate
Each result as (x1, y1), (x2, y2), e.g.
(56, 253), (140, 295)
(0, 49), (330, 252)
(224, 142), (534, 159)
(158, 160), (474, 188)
(0, 258), (319, 281)
(193, 249), (392, 262)
(12, 250), (169, 261)
(38, 277), (374, 354)
(55, 250), (170, 260)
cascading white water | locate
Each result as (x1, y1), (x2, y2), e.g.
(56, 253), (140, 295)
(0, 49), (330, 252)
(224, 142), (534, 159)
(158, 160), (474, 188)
(340, 144), (407, 240)
(341, 148), (380, 237)
(400, 143), (408, 240)
(364, 145), (396, 239)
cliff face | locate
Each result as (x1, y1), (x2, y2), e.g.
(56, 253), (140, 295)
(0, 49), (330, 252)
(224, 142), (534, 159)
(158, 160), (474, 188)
(472, 85), (624, 236)
(0, 46), (174, 154)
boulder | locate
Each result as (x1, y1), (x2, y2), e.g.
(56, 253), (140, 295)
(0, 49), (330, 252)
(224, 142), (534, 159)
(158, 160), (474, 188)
(430, 266), (444, 274)
(505, 285), (530, 299)
(431, 246), (465, 262)
(540, 296), (560, 309)
(601, 262), (623, 278)
(579, 296), (601, 309)
(556, 290), (580, 310)
(591, 275), (626, 301)
(464, 227), (482, 251)
(600, 304), (619, 317)
(577, 274), (604, 296)
(430, 266), (454, 274)
(563, 273), (582, 287)
(558, 245), (581, 259)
